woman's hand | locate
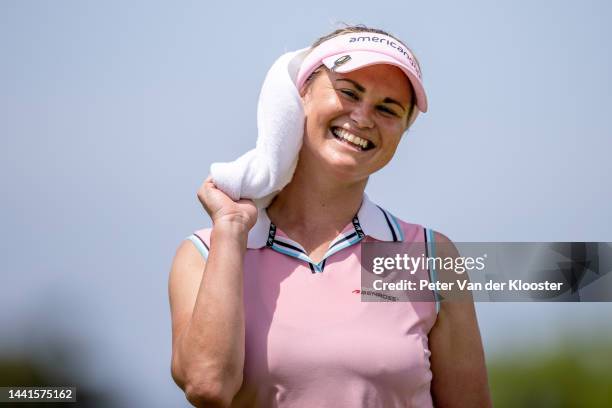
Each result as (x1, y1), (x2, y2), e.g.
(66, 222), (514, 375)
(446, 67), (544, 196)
(197, 176), (258, 231)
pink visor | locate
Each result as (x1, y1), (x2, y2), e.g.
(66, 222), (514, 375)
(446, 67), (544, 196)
(296, 33), (428, 119)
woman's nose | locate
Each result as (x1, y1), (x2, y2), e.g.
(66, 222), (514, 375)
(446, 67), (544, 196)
(349, 103), (375, 129)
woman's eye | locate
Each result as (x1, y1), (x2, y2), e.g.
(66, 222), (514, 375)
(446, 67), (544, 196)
(340, 89), (358, 99)
(378, 106), (398, 116)
(339, 89), (398, 117)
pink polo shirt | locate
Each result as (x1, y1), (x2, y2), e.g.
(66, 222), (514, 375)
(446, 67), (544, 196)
(186, 193), (439, 407)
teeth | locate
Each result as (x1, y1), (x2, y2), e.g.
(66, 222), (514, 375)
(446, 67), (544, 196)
(332, 128), (370, 150)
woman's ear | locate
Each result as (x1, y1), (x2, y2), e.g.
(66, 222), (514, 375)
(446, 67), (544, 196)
(298, 66), (323, 99)
(299, 83), (312, 113)
(299, 84), (308, 98)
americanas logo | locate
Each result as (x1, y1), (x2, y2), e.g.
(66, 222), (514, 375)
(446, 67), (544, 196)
(353, 288), (398, 302)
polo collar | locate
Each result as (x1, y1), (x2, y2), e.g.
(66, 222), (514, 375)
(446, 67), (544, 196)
(246, 192), (404, 249)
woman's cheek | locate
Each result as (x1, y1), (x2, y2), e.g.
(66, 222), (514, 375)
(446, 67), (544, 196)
(378, 139), (401, 167)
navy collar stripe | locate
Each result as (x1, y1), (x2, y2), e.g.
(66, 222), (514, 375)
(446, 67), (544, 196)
(273, 237), (305, 254)
(193, 233), (210, 251)
(329, 230), (353, 248)
(377, 205), (398, 242)
(329, 231), (358, 249)
(270, 244), (312, 264)
(322, 234), (364, 262)
(351, 215), (365, 238)
(266, 223), (277, 247)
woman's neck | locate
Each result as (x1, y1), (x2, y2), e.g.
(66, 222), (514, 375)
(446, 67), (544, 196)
(266, 159), (368, 236)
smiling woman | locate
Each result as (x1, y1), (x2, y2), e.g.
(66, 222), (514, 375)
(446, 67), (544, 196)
(169, 24), (493, 407)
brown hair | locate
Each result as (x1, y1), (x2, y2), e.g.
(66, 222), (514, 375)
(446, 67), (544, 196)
(301, 23), (419, 128)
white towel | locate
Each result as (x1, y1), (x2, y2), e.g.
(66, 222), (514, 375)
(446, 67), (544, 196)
(210, 47), (311, 209)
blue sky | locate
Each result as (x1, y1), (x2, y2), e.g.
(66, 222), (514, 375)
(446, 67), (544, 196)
(1, 0), (611, 405)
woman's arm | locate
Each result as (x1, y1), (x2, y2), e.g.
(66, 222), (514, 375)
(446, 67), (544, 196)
(428, 232), (493, 408)
(168, 177), (257, 407)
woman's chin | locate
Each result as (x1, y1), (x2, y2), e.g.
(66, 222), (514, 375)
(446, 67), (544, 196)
(319, 155), (370, 180)
(300, 141), (374, 180)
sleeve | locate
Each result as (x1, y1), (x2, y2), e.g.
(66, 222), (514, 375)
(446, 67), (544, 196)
(424, 227), (440, 314)
(185, 230), (210, 261)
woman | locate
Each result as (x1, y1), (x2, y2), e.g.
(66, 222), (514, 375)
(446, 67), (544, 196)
(169, 25), (492, 407)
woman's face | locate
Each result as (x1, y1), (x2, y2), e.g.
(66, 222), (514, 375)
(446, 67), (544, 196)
(299, 64), (414, 182)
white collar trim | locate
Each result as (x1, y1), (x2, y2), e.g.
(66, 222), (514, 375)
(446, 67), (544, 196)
(246, 192), (402, 249)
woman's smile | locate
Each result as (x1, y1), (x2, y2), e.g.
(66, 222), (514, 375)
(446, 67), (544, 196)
(329, 126), (376, 152)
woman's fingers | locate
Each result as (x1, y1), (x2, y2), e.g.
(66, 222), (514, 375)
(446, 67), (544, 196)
(203, 175), (214, 187)
(197, 176), (216, 211)
(196, 177), (258, 229)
